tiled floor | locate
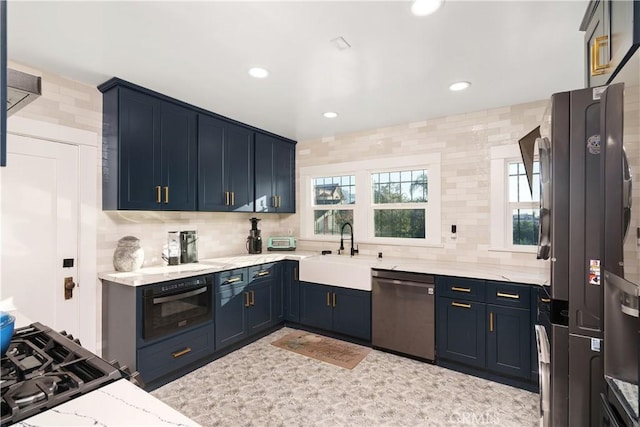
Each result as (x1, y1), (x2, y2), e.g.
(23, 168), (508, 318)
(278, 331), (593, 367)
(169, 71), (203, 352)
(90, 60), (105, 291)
(152, 327), (539, 426)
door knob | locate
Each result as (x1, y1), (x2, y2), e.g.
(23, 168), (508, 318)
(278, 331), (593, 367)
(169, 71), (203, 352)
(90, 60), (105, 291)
(64, 277), (76, 300)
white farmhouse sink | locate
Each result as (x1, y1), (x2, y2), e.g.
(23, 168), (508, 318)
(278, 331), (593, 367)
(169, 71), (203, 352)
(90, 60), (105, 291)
(299, 254), (377, 291)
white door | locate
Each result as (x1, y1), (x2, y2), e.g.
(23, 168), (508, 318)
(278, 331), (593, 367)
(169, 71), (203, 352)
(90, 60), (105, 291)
(0, 133), (80, 337)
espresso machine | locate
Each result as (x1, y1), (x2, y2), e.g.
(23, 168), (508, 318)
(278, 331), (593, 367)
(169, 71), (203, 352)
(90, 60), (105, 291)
(247, 217), (262, 254)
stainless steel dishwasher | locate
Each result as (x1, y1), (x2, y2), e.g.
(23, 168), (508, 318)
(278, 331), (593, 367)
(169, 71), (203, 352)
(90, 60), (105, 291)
(372, 269), (435, 361)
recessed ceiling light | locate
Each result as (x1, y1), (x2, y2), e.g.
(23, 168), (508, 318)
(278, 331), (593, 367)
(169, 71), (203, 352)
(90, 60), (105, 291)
(248, 67), (269, 79)
(449, 81), (471, 91)
(411, 0), (444, 16)
(323, 112), (338, 119)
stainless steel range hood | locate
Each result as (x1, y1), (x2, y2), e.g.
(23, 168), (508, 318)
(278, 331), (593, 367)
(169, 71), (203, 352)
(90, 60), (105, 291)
(7, 68), (41, 116)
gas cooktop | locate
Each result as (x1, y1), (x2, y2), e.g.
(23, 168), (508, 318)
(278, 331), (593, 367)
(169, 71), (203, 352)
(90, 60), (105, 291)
(0, 323), (141, 426)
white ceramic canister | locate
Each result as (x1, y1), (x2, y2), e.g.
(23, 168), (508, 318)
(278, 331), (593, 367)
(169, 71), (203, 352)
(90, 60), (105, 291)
(113, 236), (145, 272)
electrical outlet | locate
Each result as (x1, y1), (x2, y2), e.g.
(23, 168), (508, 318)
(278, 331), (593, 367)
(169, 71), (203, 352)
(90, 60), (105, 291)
(288, 229), (293, 236)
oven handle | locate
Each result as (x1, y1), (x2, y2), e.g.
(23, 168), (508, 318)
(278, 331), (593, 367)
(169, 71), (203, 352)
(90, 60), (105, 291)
(152, 286), (208, 304)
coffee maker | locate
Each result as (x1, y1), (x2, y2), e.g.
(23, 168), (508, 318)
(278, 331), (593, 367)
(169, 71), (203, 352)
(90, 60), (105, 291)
(246, 217), (262, 254)
(180, 230), (198, 264)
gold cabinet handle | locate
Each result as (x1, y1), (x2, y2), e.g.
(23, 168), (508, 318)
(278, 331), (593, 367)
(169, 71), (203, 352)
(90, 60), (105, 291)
(230, 191), (235, 206)
(326, 291), (331, 306)
(451, 286), (471, 293)
(591, 35), (609, 76)
(226, 277), (241, 284)
(276, 195), (281, 208)
(244, 291), (250, 307)
(156, 186), (161, 203)
(256, 271), (270, 277)
(172, 347), (191, 358)
(293, 267), (298, 281)
(451, 302), (471, 309)
(541, 298), (551, 303)
(332, 292), (336, 307)
(489, 312), (494, 332)
(164, 186), (169, 204)
(250, 290), (255, 306)
(224, 191), (228, 206)
(271, 195), (276, 208)
(496, 292), (520, 299)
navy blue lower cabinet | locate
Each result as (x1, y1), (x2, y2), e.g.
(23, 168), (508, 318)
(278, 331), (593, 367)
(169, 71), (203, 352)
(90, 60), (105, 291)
(436, 297), (486, 368)
(299, 282), (333, 331)
(283, 261), (300, 323)
(486, 304), (531, 379)
(332, 287), (371, 341)
(247, 279), (273, 334)
(214, 269), (250, 350)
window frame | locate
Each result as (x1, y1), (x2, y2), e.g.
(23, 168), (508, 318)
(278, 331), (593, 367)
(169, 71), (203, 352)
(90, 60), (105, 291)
(300, 154), (441, 246)
(489, 145), (539, 253)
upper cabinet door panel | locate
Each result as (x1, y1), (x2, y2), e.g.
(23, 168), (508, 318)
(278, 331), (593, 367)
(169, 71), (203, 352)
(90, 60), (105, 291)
(225, 124), (254, 212)
(159, 101), (197, 211)
(254, 133), (295, 213)
(273, 141), (295, 213)
(119, 88), (161, 210)
(198, 115), (226, 211)
(254, 134), (273, 213)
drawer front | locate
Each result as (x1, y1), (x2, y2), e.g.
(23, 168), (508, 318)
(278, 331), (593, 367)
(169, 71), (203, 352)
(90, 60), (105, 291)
(248, 263), (277, 283)
(137, 325), (214, 383)
(486, 281), (531, 309)
(215, 268), (248, 293)
(437, 276), (485, 302)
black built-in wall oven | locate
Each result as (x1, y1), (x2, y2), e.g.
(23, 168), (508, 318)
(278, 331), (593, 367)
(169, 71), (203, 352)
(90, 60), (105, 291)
(142, 275), (213, 341)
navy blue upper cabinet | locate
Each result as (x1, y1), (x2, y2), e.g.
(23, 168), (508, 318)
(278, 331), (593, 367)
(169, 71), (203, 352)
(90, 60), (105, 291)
(198, 115), (254, 212)
(100, 84), (197, 210)
(255, 133), (295, 213)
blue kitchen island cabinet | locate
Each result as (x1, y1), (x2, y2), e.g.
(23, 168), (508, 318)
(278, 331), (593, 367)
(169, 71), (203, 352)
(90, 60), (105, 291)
(254, 133), (296, 213)
(299, 281), (371, 341)
(215, 263), (281, 350)
(99, 81), (197, 210)
(198, 114), (254, 212)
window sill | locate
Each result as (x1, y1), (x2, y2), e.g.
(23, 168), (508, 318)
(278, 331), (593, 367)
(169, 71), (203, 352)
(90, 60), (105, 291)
(298, 237), (444, 249)
(488, 246), (538, 254)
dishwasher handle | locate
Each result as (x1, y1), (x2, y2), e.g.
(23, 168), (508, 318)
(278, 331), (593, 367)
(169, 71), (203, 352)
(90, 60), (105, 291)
(374, 277), (435, 292)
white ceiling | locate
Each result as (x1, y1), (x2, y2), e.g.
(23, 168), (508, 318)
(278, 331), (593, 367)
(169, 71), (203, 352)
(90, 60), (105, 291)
(7, 1), (587, 141)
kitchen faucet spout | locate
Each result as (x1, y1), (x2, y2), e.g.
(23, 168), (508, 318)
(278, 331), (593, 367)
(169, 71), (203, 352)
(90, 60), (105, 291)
(339, 222), (358, 256)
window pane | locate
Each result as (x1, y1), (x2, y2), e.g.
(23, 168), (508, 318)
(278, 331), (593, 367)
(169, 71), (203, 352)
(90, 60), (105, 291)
(314, 175), (355, 205)
(509, 176), (519, 202)
(374, 209), (425, 238)
(519, 176), (533, 202)
(314, 210), (354, 235)
(508, 161), (540, 203)
(372, 169), (428, 204)
(512, 208), (540, 246)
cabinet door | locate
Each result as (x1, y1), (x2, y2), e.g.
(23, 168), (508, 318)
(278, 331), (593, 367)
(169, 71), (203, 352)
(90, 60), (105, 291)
(486, 304), (531, 380)
(436, 297), (486, 368)
(224, 124), (254, 212)
(273, 140), (295, 213)
(299, 282), (332, 331)
(283, 261), (300, 323)
(159, 101), (197, 210)
(247, 279), (273, 333)
(198, 115), (253, 212)
(254, 133), (275, 212)
(332, 287), (371, 341)
(584, 0), (611, 87)
(214, 281), (249, 350)
(118, 88), (161, 209)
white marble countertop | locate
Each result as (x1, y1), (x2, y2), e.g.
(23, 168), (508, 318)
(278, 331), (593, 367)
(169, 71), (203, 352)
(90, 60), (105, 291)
(98, 251), (318, 286)
(99, 251), (548, 288)
(16, 379), (200, 427)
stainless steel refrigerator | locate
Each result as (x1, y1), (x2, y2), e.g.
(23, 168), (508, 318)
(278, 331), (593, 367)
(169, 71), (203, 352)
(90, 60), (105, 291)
(520, 83), (626, 426)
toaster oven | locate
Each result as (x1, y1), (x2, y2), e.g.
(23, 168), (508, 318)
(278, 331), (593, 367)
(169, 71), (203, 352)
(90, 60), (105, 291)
(267, 236), (296, 251)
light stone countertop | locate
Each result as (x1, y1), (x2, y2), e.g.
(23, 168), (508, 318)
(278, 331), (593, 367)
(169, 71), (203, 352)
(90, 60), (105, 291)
(99, 251), (549, 288)
(16, 379), (200, 426)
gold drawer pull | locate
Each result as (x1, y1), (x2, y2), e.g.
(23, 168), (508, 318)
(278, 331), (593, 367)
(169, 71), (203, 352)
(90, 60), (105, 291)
(326, 291), (331, 307)
(256, 271), (270, 277)
(332, 292), (336, 307)
(250, 290), (255, 306)
(172, 347), (191, 358)
(245, 291), (250, 307)
(164, 186), (169, 204)
(226, 277), (241, 284)
(541, 298), (551, 303)
(489, 312), (494, 332)
(156, 186), (161, 203)
(224, 191), (229, 206)
(497, 292), (520, 299)
(591, 35), (609, 76)
(230, 191), (235, 206)
(451, 286), (471, 293)
(451, 302), (471, 309)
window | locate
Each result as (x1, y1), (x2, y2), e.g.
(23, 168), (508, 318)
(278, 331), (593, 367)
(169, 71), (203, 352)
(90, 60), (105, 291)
(300, 154), (441, 246)
(508, 162), (540, 246)
(371, 169), (428, 239)
(312, 175), (355, 236)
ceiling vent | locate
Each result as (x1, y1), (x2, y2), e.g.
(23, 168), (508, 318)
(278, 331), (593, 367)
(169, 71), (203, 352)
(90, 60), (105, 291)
(7, 69), (42, 116)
